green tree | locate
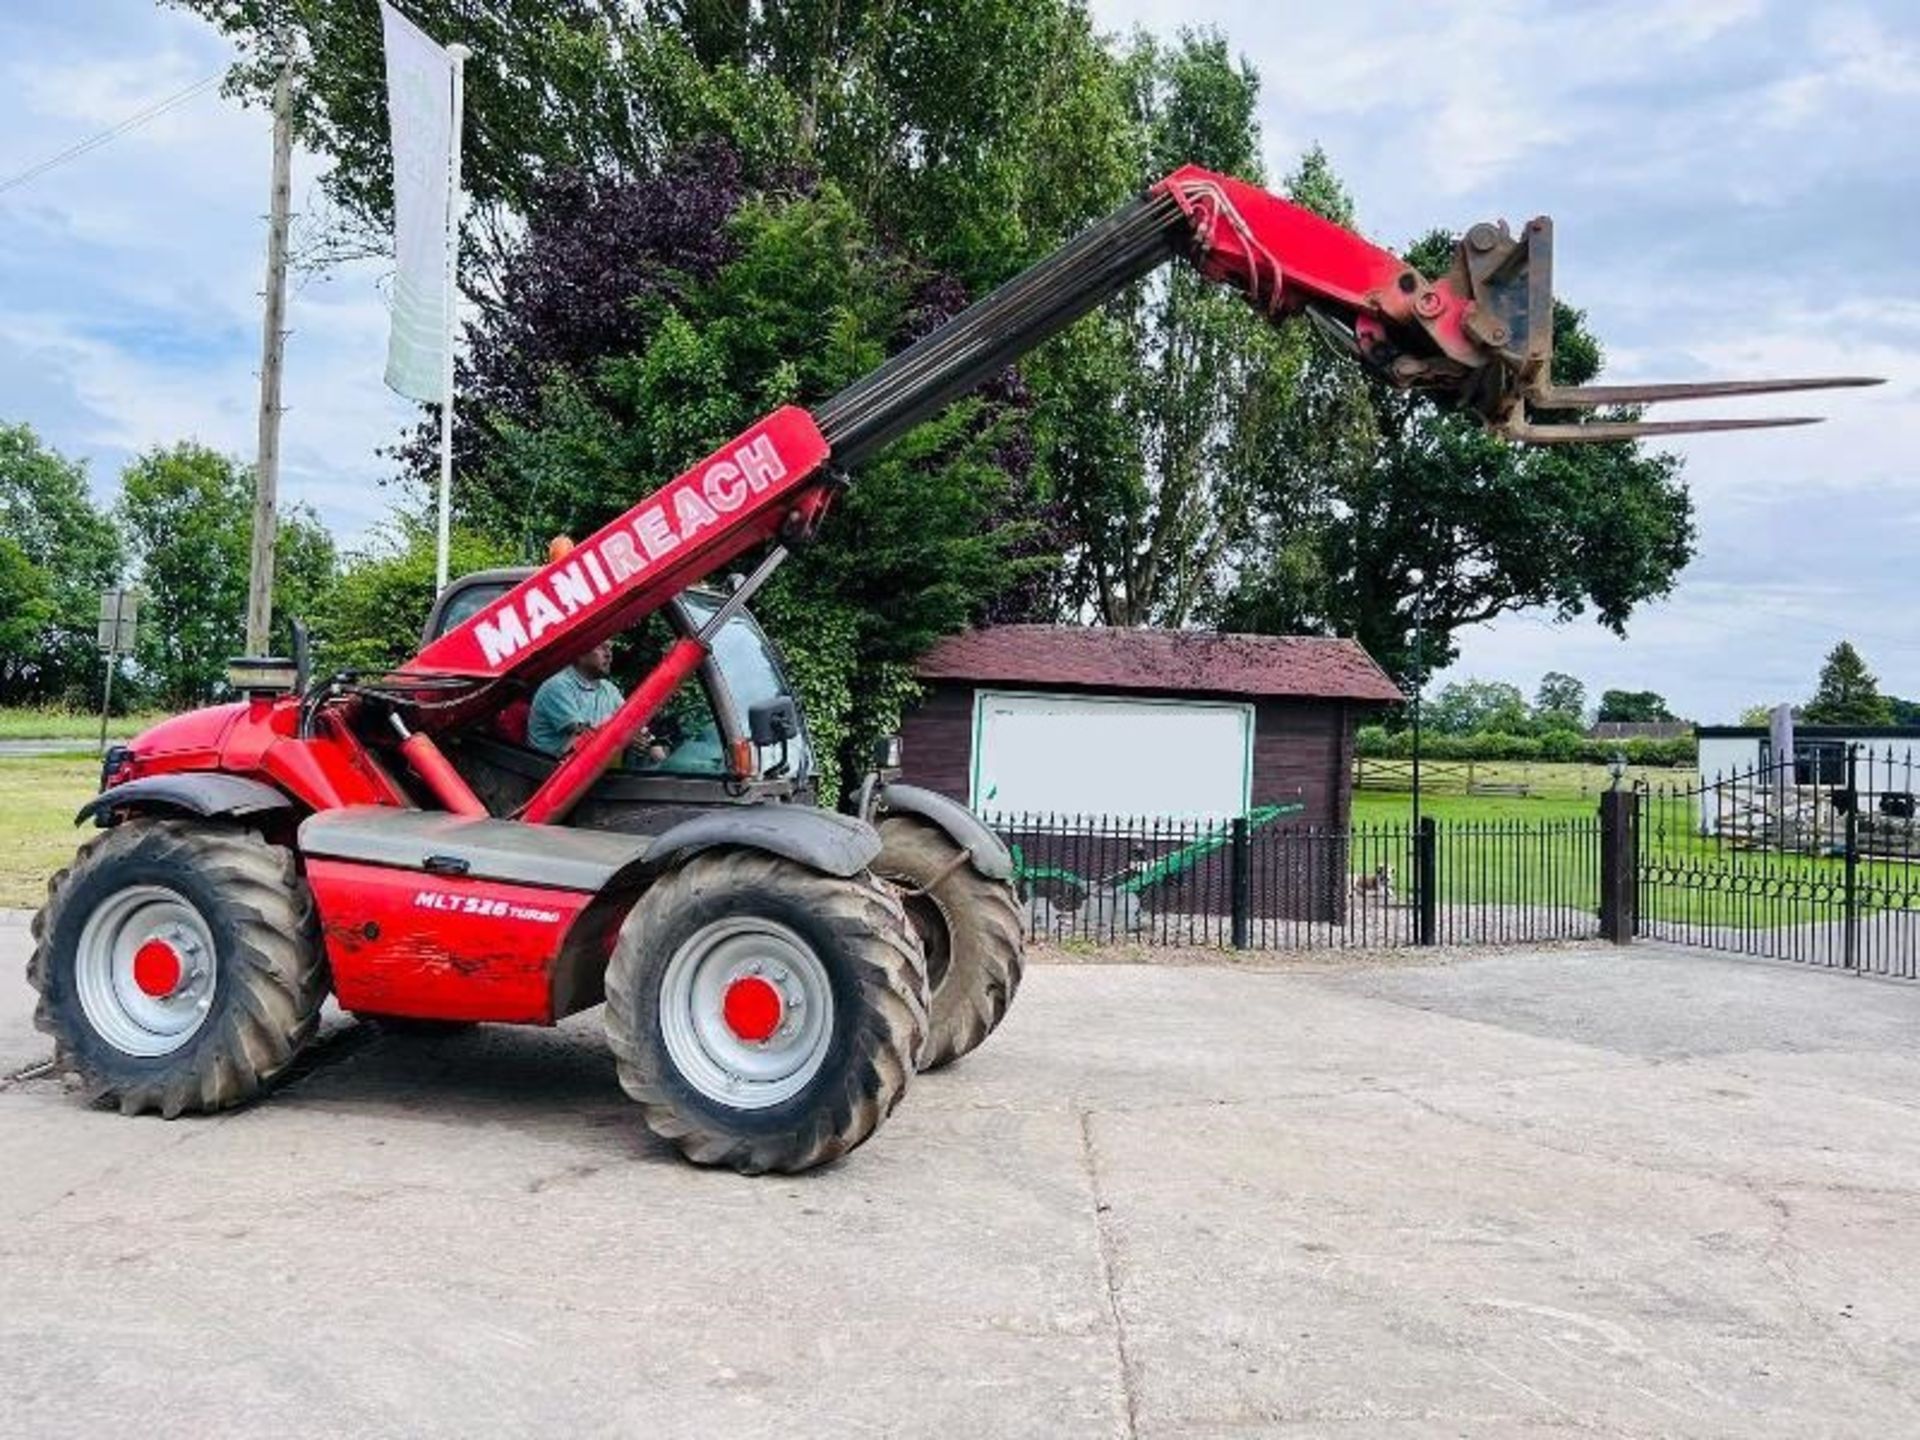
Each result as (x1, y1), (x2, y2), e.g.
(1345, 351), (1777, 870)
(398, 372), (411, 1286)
(118, 444), (336, 706)
(1035, 30), (1286, 625)
(1597, 689), (1678, 724)
(119, 444), (251, 706)
(1533, 671), (1587, 729)
(1426, 678), (1529, 736)
(0, 537), (57, 690)
(310, 522), (519, 674)
(0, 422), (125, 704)
(476, 184), (1048, 796)
(171, 0), (1131, 299)
(272, 504), (340, 643)
(1804, 641), (1894, 726)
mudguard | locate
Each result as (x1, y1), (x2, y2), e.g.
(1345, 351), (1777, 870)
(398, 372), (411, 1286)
(876, 783), (1014, 881)
(643, 804), (881, 878)
(77, 773), (294, 827)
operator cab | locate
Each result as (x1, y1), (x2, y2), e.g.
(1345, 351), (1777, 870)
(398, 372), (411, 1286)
(424, 571), (815, 831)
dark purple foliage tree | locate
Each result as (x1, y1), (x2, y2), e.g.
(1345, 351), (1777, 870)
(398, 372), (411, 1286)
(396, 144), (745, 530)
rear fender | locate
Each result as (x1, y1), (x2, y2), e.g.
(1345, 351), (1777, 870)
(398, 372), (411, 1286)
(876, 783), (1013, 881)
(77, 773), (295, 828)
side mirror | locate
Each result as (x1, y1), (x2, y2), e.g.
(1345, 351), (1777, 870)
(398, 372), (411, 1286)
(748, 697), (800, 746)
(873, 734), (902, 771)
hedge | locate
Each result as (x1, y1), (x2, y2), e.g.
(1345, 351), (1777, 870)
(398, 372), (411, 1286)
(1354, 725), (1696, 768)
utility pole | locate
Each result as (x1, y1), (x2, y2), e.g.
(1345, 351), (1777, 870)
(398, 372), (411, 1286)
(245, 61), (294, 657)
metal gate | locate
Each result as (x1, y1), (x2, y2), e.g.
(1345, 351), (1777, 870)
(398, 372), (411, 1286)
(1636, 746), (1920, 977)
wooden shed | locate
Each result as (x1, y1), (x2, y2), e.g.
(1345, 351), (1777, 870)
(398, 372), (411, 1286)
(898, 625), (1403, 826)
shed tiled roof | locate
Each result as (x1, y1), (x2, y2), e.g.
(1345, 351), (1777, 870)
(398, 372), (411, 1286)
(916, 625), (1403, 704)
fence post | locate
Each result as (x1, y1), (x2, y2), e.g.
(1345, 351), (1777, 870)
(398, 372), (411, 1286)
(1230, 816), (1250, 950)
(1415, 817), (1437, 946)
(1598, 788), (1637, 944)
(1844, 745), (1860, 972)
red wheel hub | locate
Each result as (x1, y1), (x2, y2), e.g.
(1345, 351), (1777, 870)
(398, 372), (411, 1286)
(721, 975), (783, 1043)
(131, 938), (184, 999)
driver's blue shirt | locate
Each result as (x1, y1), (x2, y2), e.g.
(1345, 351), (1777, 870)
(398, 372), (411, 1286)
(528, 666), (623, 755)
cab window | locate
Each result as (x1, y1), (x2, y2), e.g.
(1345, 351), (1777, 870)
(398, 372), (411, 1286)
(619, 614), (728, 776)
(433, 582), (511, 637)
(685, 596), (812, 780)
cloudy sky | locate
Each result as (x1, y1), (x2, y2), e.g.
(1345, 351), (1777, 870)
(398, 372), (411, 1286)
(2, 0), (1916, 721)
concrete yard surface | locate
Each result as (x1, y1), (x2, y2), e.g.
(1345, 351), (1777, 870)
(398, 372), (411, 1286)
(3, 918), (1919, 1438)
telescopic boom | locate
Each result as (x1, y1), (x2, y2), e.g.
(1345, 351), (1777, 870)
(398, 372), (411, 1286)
(401, 164), (1877, 820)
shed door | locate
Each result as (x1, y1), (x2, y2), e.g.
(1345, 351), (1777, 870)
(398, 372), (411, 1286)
(970, 690), (1253, 821)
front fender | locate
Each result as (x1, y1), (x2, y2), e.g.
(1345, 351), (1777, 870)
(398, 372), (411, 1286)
(876, 783), (1013, 881)
(642, 804), (881, 878)
(77, 773), (295, 828)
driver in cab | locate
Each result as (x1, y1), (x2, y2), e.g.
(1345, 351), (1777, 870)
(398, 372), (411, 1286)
(528, 641), (668, 762)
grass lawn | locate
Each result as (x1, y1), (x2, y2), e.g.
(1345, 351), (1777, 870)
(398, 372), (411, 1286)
(0, 705), (168, 741)
(0, 755), (100, 911)
(1344, 789), (1599, 911)
(1350, 768), (1918, 929)
(1352, 788), (1596, 825)
(1353, 758), (1694, 811)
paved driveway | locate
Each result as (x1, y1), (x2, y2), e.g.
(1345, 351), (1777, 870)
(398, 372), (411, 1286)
(4, 919), (1918, 1438)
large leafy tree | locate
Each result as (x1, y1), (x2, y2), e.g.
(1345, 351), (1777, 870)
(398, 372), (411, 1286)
(1032, 31), (1294, 626)
(1597, 689), (1678, 724)
(118, 443), (336, 706)
(0, 537), (57, 699)
(395, 141), (748, 529)
(0, 423), (125, 704)
(1534, 671), (1587, 730)
(467, 178), (1050, 794)
(311, 521), (519, 674)
(170, 0), (1130, 298)
(1804, 641), (1893, 726)
(1426, 679), (1529, 737)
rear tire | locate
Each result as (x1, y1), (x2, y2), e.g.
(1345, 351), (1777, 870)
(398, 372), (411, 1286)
(604, 850), (927, 1174)
(28, 819), (327, 1117)
(874, 817), (1025, 1071)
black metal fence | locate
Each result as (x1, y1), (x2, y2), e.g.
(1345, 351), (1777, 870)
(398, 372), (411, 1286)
(987, 810), (1602, 950)
(1637, 746), (1920, 978)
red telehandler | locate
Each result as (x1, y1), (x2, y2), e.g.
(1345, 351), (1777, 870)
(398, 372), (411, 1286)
(28, 167), (1875, 1172)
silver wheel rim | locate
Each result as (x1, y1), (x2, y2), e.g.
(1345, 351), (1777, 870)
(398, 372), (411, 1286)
(73, 884), (218, 1057)
(659, 917), (835, 1110)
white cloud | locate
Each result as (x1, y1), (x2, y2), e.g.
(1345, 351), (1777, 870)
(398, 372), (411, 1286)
(0, 1), (418, 543)
(1766, 10), (1920, 124)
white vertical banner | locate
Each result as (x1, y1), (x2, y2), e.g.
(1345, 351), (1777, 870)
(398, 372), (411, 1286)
(380, 1), (456, 403)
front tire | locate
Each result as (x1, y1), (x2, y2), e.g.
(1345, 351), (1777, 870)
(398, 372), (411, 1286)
(604, 850), (927, 1174)
(874, 817), (1025, 1070)
(28, 819), (328, 1117)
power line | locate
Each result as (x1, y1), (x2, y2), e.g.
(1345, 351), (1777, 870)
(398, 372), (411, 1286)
(0, 72), (223, 197)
